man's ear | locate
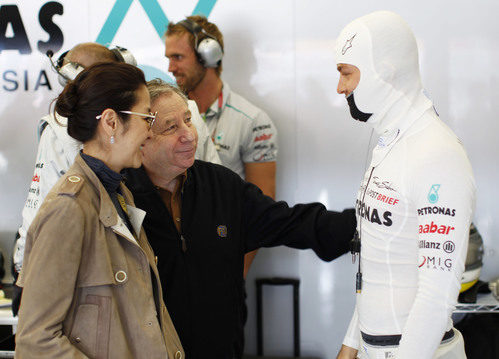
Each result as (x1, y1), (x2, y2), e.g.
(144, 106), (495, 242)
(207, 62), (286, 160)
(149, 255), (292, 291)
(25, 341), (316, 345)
(98, 108), (118, 137)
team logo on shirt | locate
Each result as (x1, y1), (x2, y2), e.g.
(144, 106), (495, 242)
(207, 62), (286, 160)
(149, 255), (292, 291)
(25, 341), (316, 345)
(254, 133), (273, 142)
(254, 144), (269, 150)
(25, 198), (39, 209)
(217, 225), (227, 238)
(418, 221), (455, 235)
(32, 174), (40, 182)
(253, 125), (271, 132)
(253, 153), (276, 162)
(419, 255), (453, 270)
(356, 199), (393, 226)
(419, 240), (441, 250)
(427, 184), (440, 204)
(418, 240), (456, 254)
(417, 206), (456, 217)
(366, 188), (399, 206)
(253, 142), (276, 162)
(28, 187), (40, 196)
(215, 143), (230, 151)
(443, 241), (455, 253)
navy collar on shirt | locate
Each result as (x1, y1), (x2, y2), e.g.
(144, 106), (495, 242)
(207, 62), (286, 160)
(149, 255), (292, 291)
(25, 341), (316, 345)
(80, 151), (123, 194)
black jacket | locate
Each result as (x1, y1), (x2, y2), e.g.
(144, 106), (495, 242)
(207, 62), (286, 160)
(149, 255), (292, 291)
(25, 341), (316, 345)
(125, 160), (356, 359)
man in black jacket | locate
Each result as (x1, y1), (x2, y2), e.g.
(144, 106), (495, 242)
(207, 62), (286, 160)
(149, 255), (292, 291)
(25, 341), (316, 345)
(125, 81), (356, 359)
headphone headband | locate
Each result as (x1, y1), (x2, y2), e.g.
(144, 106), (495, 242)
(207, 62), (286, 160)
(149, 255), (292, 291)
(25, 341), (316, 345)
(47, 45), (137, 86)
(178, 19), (203, 36)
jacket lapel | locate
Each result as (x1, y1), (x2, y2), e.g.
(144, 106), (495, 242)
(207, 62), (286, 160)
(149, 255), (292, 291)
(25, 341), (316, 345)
(126, 205), (146, 237)
(111, 217), (138, 245)
(73, 155), (142, 247)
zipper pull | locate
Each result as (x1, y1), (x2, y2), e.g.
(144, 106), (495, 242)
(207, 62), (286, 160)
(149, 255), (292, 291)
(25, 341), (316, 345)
(180, 235), (187, 252)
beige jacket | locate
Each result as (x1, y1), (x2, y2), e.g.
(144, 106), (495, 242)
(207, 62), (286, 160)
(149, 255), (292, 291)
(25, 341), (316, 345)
(16, 154), (184, 359)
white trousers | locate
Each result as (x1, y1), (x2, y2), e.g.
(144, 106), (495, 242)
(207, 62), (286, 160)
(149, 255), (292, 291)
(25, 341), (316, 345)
(358, 329), (466, 359)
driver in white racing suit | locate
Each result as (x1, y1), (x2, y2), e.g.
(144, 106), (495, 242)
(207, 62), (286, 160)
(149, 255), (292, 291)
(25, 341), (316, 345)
(335, 11), (475, 359)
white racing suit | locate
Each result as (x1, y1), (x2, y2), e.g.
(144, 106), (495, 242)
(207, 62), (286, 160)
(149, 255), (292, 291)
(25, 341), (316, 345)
(345, 108), (475, 358)
(335, 11), (476, 359)
(14, 100), (220, 271)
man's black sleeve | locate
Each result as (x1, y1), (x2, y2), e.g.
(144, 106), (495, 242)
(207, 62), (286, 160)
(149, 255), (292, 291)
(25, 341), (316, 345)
(243, 181), (356, 261)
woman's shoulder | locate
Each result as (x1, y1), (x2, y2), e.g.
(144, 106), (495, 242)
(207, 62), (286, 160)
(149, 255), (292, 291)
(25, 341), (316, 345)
(50, 161), (87, 196)
(42, 159), (99, 212)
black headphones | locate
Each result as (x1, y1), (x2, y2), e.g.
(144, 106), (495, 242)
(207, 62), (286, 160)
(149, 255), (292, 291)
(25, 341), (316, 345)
(177, 19), (223, 68)
(46, 46), (137, 86)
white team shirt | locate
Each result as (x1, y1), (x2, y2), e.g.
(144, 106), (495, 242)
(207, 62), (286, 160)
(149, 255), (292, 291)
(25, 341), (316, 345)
(14, 100), (219, 271)
(203, 82), (278, 179)
(343, 109), (476, 358)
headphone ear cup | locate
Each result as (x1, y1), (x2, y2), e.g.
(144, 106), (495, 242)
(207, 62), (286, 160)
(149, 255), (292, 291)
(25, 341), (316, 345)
(197, 37), (223, 68)
(58, 62), (84, 86)
(111, 46), (137, 66)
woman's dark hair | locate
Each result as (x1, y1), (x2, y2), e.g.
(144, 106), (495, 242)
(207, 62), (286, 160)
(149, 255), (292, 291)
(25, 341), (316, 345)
(54, 62), (146, 142)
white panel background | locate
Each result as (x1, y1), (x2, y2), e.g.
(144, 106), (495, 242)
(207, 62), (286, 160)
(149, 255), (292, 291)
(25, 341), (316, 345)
(0, 1), (498, 357)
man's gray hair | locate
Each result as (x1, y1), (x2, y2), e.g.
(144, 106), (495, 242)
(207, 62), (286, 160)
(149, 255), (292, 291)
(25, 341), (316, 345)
(147, 78), (188, 105)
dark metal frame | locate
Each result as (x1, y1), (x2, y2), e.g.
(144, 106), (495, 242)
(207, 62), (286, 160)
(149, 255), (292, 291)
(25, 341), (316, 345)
(255, 277), (300, 357)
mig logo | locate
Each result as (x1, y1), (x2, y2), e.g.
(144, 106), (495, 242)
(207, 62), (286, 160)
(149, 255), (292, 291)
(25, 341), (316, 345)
(419, 255), (453, 271)
(427, 184), (440, 204)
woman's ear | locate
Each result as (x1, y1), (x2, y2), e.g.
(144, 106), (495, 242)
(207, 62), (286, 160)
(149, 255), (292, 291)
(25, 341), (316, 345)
(97, 108), (118, 138)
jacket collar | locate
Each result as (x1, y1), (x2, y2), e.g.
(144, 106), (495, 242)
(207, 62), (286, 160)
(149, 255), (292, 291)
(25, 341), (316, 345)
(73, 154), (120, 228)
(73, 155), (147, 245)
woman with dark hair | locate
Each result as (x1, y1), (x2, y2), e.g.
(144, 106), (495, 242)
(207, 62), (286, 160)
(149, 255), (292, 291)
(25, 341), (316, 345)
(15, 62), (184, 359)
